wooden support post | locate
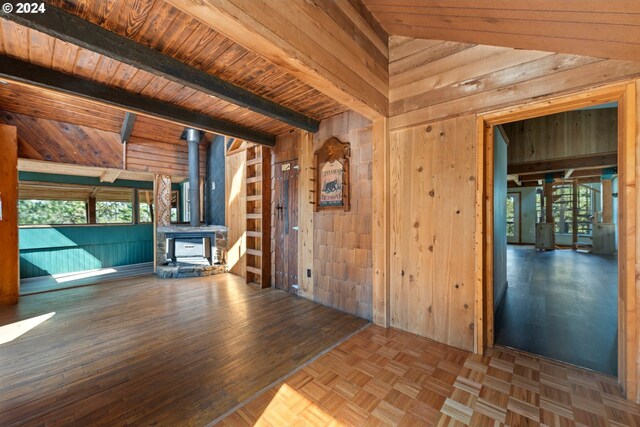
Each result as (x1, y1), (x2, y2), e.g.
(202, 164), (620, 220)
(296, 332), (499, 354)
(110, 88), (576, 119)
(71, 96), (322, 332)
(372, 118), (390, 327)
(602, 178), (613, 223)
(544, 181), (554, 224)
(87, 196), (97, 224)
(0, 125), (19, 305)
(297, 130), (314, 299)
(154, 175), (172, 270)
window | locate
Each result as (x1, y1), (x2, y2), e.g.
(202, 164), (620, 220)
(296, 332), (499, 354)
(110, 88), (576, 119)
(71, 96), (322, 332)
(95, 188), (133, 224)
(553, 184), (573, 233)
(506, 195), (515, 237)
(137, 189), (180, 223)
(535, 188), (543, 223)
(576, 184), (597, 235)
(19, 182), (133, 226)
(19, 199), (87, 225)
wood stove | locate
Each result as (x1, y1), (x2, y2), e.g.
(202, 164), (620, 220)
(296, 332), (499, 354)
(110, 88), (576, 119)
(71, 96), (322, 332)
(166, 231), (216, 265)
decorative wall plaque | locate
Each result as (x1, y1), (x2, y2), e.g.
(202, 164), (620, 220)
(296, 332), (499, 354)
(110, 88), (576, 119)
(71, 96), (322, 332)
(314, 137), (350, 212)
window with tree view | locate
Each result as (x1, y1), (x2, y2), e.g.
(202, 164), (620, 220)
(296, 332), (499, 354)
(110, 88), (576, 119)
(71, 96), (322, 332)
(137, 189), (179, 223)
(552, 182), (597, 235)
(506, 195), (515, 237)
(18, 182), (134, 226)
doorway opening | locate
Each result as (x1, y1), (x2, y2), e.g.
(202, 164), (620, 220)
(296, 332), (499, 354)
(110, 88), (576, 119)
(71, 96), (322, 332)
(477, 83), (637, 396)
(492, 103), (619, 375)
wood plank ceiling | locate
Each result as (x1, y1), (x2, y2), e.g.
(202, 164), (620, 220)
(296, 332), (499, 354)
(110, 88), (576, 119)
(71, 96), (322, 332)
(0, 0), (349, 139)
(0, 82), (208, 179)
(362, 0), (640, 62)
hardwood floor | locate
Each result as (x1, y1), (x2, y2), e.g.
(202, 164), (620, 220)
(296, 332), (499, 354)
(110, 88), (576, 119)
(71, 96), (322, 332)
(20, 262), (154, 295)
(219, 326), (640, 426)
(0, 273), (368, 426)
(495, 246), (618, 375)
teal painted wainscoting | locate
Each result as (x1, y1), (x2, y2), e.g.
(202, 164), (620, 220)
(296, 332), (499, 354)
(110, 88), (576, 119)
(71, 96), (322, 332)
(19, 224), (153, 278)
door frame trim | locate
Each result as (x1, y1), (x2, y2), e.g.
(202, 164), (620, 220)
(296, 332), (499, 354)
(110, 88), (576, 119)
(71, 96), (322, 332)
(474, 82), (637, 399)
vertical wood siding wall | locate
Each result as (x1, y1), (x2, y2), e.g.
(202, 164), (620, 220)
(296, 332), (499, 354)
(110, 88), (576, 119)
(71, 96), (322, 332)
(388, 36), (640, 355)
(272, 111), (373, 320)
(225, 149), (247, 277)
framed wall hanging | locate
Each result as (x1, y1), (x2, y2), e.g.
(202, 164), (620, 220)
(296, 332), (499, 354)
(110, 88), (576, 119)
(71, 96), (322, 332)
(314, 137), (350, 212)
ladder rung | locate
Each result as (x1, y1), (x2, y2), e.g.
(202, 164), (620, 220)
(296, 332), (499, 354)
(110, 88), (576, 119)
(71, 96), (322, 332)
(247, 231), (262, 238)
(247, 176), (262, 184)
(246, 266), (262, 275)
(247, 213), (262, 219)
(247, 249), (262, 257)
(246, 195), (261, 202)
(247, 158), (262, 166)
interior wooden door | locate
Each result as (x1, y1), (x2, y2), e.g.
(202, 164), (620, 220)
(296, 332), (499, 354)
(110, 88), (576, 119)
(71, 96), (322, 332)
(274, 159), (299, 293)
(0, 125), (19, 304)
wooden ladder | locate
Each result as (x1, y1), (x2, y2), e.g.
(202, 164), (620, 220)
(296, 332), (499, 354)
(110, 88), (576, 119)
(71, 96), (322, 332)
(245, 144), (271, 288)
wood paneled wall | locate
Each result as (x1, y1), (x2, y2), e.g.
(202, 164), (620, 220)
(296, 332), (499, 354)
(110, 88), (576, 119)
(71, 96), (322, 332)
(386, 36), (640, 396)
(504, 108), (618, 165)
(0, 111), (123, 169)
(126, 116), (207, 179)
(313, 112), (373, 319)
(389, 36), (640, 131)
(389, 116), (477, 350)
(225, 149), (247, 277)
(272, 111), (373, 319)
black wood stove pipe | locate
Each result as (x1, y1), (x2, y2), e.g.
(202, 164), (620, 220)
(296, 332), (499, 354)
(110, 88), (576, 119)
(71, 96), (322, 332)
(186, 128), (201, 226)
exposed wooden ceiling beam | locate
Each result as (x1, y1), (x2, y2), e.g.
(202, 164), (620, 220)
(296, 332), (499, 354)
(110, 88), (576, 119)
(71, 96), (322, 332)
(120, 113), (136, 145)
(0, 56), (276, 147)
(507, 152), (617, 175)
(3, 6), (320, 133)
(518, 168), (607, 182)
(100, 170), (122, 183)
(164, 0), (389, 120)
(506, 174), (521, 186)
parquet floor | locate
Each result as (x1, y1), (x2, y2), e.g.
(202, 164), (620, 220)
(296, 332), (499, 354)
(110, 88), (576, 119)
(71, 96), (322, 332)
(0, 273), (368, 426)
(219, 326), (640, 427)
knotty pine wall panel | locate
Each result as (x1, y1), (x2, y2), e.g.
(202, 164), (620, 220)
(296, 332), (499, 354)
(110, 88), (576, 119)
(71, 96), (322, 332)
(225, 149), (247, 277)
(389, 115), (476, 351)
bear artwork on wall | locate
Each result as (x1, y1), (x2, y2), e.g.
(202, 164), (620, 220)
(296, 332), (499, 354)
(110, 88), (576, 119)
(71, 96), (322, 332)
(314, 137), (350, 212)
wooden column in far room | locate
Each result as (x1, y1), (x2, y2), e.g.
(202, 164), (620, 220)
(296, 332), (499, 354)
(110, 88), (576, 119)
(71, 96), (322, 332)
(0, 125), (19, 304)
(544, 181), (554, 224)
